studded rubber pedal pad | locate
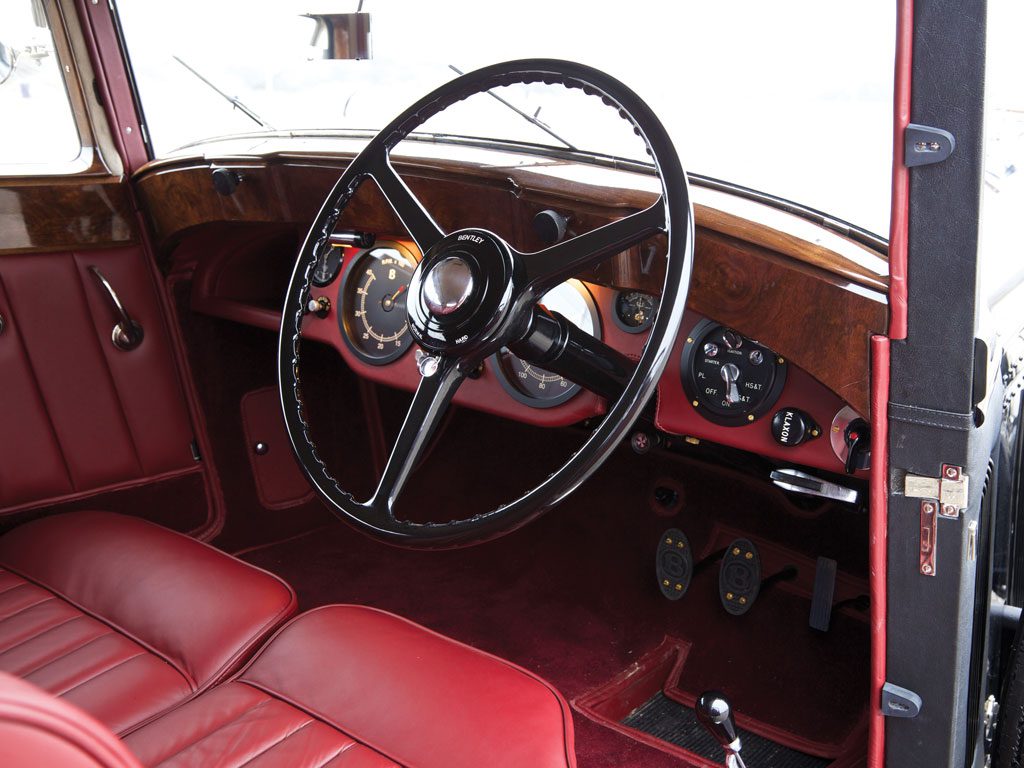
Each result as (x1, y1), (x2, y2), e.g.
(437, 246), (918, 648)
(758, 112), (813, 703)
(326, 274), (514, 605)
(719, 538), (761, 615)
(656, 528), (693, 600)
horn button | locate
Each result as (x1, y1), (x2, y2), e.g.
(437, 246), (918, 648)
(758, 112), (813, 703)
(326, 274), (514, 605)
(407, 230), (516, 354)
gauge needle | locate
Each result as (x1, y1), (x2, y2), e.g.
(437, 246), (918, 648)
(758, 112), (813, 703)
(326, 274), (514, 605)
(720, 363), (741, 405)
(381, 285), (407, 311)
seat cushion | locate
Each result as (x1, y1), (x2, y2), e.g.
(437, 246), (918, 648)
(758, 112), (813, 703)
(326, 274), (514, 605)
(126, 605), (576, 768)
(0, 512), (297, 735)
(0, 671), (141, 768)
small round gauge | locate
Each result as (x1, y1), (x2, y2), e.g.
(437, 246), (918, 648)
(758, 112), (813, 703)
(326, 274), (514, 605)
(311, 245), (344, 287)
(492, 280), (600, 408)
(338, 244), (417, 365)
(613, 290), (658, 333)
(681, 319), (787, 426)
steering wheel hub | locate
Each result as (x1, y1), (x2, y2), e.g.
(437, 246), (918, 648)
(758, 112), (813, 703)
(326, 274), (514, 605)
(423, 256), (474, 316)
(406, 229), (516, 355)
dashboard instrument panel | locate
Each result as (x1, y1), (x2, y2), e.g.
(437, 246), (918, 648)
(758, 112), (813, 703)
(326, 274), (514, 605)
(142, 143), (887, 475)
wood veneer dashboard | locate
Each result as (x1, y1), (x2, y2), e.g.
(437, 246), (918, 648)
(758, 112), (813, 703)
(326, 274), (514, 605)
(134, 138), (888, 475)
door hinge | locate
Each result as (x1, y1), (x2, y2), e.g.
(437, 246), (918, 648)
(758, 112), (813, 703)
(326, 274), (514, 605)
(904, 464), (969, 516)
(904, 465), (968, 577)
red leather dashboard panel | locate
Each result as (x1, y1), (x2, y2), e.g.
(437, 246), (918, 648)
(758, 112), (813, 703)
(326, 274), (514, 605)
(0, 248), (196, 513)
(657, 312), (865, 475)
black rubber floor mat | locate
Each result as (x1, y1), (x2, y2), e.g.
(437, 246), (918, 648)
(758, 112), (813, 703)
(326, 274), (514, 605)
(622, 692), (830, 768)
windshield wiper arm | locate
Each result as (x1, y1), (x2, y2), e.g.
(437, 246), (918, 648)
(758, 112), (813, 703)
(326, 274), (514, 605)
(173, 56), (276, 131)
(447, 64), (575, 151)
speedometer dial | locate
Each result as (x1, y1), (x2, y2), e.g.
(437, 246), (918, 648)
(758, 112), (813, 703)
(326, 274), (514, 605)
(492, 280), (600, 408)
(681, 319), (787, 426)
(338, 244), (417, 365)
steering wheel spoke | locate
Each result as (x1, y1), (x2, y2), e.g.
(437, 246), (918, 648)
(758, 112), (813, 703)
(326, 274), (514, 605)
(520, 199), (665, 297)
(369, 155), (446, 255)
(369, 354), (465, 515)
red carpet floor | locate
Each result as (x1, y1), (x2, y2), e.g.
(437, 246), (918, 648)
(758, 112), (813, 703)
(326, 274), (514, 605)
(240, 420), (870, 768)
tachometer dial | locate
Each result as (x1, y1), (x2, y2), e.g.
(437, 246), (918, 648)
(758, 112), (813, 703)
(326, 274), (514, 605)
(493, 280), (600, 408)
(338, 244), (417, 365)
(681, 320), (787, 426)
(613, 290), (658, 333)
(311, 244), (344, 287)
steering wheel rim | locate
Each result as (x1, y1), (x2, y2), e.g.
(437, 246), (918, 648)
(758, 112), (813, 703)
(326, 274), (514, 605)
(279, 59), (694, 548)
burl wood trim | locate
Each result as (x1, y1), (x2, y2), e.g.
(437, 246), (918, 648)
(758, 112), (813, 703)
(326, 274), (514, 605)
(0, 178), (136, 253)
(134, 160), (886, 412)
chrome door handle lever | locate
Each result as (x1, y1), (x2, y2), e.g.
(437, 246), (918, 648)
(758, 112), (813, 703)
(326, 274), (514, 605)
(88, 266), (144, 351)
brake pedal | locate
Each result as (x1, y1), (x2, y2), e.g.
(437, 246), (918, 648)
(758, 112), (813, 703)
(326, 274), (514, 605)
(719, 538), (761, 616)
(656, 528), (693, 600)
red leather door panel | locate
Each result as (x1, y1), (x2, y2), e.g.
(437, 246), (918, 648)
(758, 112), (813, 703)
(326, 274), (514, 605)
(0, 247), (197, 513)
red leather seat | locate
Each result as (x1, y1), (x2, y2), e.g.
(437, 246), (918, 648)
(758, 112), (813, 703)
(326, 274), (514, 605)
(0, 513), (576, 766)
(0, 671), (141, 768)
(125, 605), (577, 768)
(0, 512), (296, 736)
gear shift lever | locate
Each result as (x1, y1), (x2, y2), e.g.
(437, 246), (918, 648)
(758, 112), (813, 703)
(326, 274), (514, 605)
(696, 691), (747, 768)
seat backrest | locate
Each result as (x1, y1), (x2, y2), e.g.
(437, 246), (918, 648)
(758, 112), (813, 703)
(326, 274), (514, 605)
(0, 511), (296, 688)
(0, 670), (141, 768)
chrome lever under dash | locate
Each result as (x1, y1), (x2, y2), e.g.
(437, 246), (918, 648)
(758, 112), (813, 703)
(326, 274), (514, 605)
(770, 468), (859, 505)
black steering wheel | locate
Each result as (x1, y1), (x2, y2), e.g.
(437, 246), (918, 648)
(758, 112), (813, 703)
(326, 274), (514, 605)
(279, 59), (693, 547)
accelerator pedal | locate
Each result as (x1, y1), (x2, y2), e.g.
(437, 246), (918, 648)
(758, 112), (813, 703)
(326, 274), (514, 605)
(720, 538), (761, 616)
(656, 528), (693, 600)
(809, 557), (838, 632)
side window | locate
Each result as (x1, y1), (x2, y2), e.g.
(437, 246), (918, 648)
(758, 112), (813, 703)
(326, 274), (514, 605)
(0, 0), (83, 173)
(979, 0), (1024, 309)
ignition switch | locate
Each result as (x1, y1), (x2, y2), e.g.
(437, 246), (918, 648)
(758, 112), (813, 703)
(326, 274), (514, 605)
(843, 418), (871, 474)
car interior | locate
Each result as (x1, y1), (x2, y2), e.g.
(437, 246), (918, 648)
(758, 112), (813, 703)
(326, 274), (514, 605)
(0, 2), (892, 767)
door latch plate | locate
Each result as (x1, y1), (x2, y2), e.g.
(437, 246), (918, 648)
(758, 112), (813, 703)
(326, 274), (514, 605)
(905, 124), (956, 167)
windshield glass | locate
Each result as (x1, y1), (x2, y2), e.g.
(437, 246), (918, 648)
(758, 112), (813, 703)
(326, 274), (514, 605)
(114, 0), (896, 236)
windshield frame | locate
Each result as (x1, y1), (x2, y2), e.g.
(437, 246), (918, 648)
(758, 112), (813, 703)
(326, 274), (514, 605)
(166, 126), (891, 253)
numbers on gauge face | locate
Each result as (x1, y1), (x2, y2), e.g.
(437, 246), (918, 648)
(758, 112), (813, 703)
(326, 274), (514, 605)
(311, 245), (344, 287)
(338, 244), (417, 365)
(680, 320), (787, 426)
(492, 280), (601, 408)
(613, 290), (658, 333)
